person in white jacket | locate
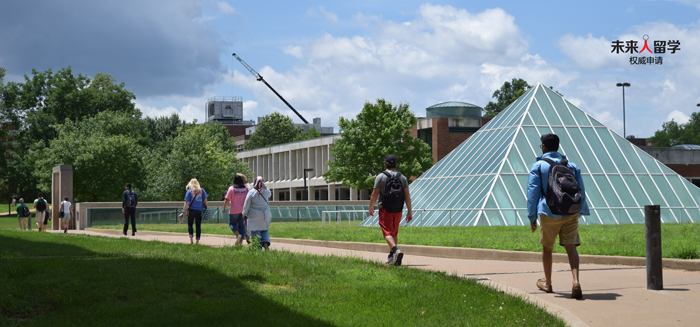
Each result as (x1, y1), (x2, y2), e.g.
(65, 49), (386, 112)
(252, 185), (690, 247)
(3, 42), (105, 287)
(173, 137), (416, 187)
(242, 176), (272, 250)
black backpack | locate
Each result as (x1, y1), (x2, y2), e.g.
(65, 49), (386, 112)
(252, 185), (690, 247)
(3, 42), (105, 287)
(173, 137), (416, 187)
(541, 158), (582, 215)
(36, 198), (46, 212)
(382, 171), (406, 213)
(126, 190), (137, 208)
(22, 204), (30, 217)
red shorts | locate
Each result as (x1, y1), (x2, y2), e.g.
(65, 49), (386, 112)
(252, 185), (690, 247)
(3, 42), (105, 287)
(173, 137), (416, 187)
(378, 208), (402, 238)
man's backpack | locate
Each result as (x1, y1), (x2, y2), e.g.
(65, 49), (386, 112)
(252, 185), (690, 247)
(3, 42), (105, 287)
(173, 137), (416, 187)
(22, 204), (30, 217)
(541, 158), (582, 215)
(126, 190), (137, 208)
(382, 171), (406, 213)
(36, 198), (46, 212)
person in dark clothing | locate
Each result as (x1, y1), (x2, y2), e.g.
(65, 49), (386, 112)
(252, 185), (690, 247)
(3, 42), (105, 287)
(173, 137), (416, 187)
(122, 183), (139, 236)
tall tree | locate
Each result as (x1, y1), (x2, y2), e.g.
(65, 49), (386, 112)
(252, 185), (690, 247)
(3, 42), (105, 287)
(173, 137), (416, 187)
(649, 112), (700, 147)
(245, 112), (307, 150)
(145, 122), (253, 201)
(323, 99), (433, 190)
(484, 78), (532, 117)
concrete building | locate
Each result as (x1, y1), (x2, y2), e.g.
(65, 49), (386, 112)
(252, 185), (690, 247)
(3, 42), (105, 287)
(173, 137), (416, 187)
(410, 102), (492, 164)
(643, 147), (700, 187)
(237, 135), (372, 201)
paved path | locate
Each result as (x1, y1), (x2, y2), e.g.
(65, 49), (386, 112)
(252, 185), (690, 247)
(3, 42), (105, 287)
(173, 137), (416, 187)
(52, 229), (700, 327)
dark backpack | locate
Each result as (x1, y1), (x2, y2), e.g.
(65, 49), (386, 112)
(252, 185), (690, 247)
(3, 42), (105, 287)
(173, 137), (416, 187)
(126, 190), (137, 208)
(541, 158), (582, 215)
(36, 198), (46, 212)
(382, 171), (406, 213)
(22, 204), (30, 217)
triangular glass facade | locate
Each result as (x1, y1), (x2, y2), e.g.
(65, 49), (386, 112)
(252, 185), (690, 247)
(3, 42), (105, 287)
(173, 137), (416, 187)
(362, 84), (700, 227)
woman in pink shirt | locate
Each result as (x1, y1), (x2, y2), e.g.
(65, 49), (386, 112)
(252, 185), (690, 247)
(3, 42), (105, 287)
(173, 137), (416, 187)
(223, 173), (249, 246)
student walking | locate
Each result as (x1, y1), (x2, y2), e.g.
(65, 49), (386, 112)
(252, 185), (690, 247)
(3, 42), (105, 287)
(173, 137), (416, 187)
(34, 193), (49, 232)
(59, 196), (74, 233)
(122, 183), (139, 236)
(16, 198), (28, 230)
(527, 133), (589, 299)
(11, 198), (16, 215)
(178, 179), (208, 244)
(224, 173), (249, 246)
(369, 154), (413, 266)
(242, 176), (272, 250)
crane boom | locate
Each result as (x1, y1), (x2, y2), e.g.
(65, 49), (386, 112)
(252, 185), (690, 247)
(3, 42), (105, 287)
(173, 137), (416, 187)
(232, 53), (309, 124)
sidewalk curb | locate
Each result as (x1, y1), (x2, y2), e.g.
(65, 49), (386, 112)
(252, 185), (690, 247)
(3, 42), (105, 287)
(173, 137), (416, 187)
(85, 229), (700, 271)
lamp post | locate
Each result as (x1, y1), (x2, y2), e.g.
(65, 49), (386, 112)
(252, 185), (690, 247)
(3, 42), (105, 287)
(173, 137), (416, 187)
(303, 168), (314, 201)
(616, 83), (631, 138)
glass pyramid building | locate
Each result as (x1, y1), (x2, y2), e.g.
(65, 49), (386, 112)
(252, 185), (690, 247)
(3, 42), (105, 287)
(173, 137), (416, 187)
(362, 83), (700, 227)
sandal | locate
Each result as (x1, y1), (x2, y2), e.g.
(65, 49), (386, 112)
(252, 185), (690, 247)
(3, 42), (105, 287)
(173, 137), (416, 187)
(537, 278), (553, 293)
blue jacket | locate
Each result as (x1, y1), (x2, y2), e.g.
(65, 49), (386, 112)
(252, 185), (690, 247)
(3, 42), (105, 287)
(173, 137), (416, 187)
(527, 151), (589, 223)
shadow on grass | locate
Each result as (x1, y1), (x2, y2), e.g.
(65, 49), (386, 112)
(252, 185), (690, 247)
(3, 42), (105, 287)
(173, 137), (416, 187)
(0, 233), (335, 326)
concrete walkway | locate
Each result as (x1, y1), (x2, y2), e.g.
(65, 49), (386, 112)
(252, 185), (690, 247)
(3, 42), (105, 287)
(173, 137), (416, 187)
(54, 229), (700, 327)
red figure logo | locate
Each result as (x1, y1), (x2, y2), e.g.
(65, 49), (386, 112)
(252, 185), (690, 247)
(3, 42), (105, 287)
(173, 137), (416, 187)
(640, 34), (653, 54)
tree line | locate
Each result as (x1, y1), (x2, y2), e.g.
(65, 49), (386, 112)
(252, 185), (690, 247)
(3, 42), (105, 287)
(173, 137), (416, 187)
(0, 66), (251, 203)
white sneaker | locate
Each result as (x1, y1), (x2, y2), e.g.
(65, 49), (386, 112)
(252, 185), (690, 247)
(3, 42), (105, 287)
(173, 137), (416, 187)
(393, 249), (403, 266)
(234, 234), (243, 246)
(385, 254), (395, 265)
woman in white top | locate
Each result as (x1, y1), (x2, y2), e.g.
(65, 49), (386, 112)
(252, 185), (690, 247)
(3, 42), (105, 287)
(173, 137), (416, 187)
(242, 176), (272, 250)
(59, 196), (74, 233)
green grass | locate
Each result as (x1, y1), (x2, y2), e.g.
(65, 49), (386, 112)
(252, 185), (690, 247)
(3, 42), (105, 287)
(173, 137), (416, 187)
(91, 221), (700, 259)
(0, 230), (565, 326)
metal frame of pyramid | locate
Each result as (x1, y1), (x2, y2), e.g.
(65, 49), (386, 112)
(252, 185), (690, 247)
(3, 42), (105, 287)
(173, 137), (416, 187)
(362, 83), (700, 227)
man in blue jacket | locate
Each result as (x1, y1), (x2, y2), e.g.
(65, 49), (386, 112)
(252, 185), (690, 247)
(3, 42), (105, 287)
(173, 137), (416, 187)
(527, 134), (589, 299)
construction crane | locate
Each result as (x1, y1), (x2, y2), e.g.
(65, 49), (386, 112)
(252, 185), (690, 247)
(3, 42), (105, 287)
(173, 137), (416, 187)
(232, 53), (309, 124)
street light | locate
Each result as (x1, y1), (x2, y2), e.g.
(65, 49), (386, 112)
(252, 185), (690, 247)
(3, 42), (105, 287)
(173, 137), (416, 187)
(303, 168), (314, 201)
(616, 83), (631, 138)
(616, 82), (631, 136)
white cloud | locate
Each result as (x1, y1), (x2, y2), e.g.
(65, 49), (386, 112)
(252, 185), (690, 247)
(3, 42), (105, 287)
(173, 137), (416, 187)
(217, 1), (237, 15)
(282, 45), (303, 59)
(667, 110), (691, 124)
(663, 0), (700, 10)
(307, 6), (338, 23)
(558, 33), (621, 70)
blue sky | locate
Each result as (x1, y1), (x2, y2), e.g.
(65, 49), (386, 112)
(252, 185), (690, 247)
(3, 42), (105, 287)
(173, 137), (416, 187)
(2, 0), (700, 138)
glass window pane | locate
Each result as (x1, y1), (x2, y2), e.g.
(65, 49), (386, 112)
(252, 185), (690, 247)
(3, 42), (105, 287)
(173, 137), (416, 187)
(507, 146), (528, 174)
(528, 100), (548, 126)
(501, 159), (513, 174)
(568, 128), (602, 173)
(582, 175), (605, 207)
(582, 128), (617, 173)
(597, 128), (631, 173)
(545, 87), (576, 126)
(589, 117), (604, 127)
(653, 175), (682, 207)
(637, 175), (667, 206)
(502, 174), (526, 207)
(535, 88), (562, 126)
(608, 175), (637, 206)
(667, 175), (699, 208)
(623, 174), (650, 205)
(657, 162), (676, 174)
(493, 177), (513, 209)
(593, 175), (621, 207)
(521, 112), (534, 126)
(565, 100), (591, 127)
(638, 151), (661, 174)
(537, 126), (553, 137)
(614, 135), (647, 173)
(520, 127), (540, 160)
(517, 174), (529, 203)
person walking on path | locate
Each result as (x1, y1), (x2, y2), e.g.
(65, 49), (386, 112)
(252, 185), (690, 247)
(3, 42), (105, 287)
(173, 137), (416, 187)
(59, 196), (74, 233)
(369, 154), (413, 266)
(178, 179), (208, 244)
(16, 198), (28, 230)
(223, 173), (249, 246)
(33, 193), (49, 232)
(242, 176), (271, 250)
(527, 133), (590, 299)
(11, 198), (16, 215)
(122, 183), (139, 236)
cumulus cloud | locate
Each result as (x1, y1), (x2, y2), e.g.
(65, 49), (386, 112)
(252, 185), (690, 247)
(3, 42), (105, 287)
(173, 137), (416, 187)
(308, 6), (339, 23)
(0, 0), (223, 98)
(558, 33), (623, 70)
(217, 1), (238, 15)
(667, 110), (691, 124)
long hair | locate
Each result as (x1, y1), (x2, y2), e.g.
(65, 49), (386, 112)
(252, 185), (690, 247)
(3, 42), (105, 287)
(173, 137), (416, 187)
(186, 178), (201, 194)
(234, 173), (247, 188)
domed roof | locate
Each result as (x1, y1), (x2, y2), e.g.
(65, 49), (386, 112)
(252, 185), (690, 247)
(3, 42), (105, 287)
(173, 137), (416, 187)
(426, 101), (483, 119)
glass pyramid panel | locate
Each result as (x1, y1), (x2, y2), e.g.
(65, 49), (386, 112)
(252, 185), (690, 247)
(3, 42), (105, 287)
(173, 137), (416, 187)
(363, 83), (700, 227)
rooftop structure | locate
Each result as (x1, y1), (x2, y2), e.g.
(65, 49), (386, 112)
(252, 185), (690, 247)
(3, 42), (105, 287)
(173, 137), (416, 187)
(205, 96), (255, 125)
(364, 83), (700, 227)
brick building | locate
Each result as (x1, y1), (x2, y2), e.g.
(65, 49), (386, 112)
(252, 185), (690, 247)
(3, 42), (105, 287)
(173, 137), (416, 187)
(410, 101), (492, 164)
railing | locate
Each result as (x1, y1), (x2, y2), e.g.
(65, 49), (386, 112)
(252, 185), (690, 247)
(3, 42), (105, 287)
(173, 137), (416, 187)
(321, 210), (368, 225)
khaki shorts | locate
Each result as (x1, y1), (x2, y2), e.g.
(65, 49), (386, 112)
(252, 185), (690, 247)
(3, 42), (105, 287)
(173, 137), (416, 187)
(540, 214), (581, 248)
(36, 211), (47, 225)
(61, 212), (71, 221)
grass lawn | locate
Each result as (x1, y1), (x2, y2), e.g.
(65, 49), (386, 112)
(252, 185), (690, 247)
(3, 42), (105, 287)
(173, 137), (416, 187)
(91, 221), (700, 259)
(0, 230), (565, 326)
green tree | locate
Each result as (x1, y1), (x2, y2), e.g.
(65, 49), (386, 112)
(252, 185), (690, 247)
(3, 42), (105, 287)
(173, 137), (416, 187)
(29, 111), (148, 202)
(145, 122), (253, 201)
(649, 112), (700, 147)
(323, 99), (433, 190)
(484, 78), (532, 117)
(245, 112), (306, 150)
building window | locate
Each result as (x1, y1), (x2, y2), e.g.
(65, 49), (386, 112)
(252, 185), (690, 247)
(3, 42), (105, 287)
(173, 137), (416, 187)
(418, 128), (432, 155)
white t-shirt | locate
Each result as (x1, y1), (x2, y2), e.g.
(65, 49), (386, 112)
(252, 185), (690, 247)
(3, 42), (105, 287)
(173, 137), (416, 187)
(61, 201), (72, 213)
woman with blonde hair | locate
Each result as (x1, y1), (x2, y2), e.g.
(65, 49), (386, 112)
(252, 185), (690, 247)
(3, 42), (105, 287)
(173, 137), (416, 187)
(178, 178), (209, 244)
(242, 176), (272, 249)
